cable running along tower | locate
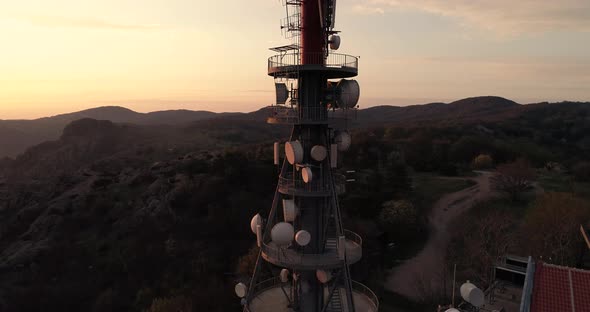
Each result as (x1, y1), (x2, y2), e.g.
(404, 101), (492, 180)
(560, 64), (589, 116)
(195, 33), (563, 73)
(236, 1), (378, 311)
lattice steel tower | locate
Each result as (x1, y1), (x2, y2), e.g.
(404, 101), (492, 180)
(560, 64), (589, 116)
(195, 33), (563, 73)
(235, 1), (378, 311)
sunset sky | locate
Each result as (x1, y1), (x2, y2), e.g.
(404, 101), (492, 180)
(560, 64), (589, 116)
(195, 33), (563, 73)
(1, 0), (589, 119)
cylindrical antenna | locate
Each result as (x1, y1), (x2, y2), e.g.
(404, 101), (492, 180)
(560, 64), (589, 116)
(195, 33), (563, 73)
(274, 142), (280, 165)
(330, 143), (338, 168)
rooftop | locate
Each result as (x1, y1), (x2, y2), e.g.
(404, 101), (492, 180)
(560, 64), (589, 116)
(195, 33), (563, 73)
(529, 262), (590, 312)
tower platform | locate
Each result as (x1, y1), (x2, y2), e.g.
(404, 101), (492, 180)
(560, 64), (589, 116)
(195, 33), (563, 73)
(268, 53), (358, 79)
(278, 173), (331, 197)
(261, 230), (362, 270)
(267, 105), (356, 125)
(246, 279), (378, 312)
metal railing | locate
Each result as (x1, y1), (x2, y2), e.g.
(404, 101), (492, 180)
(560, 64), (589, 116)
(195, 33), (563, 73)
(261, 242), (337, 267)
(352, 281), (380, 311)
(250, 277), (284, 296)
(268, 53), (358, 70)
(245, 277), (289, 312)
(268, 105), (328, 123)
(344, 230), (362, 247)
(278, 171), (329, 195)
(333, 173), (346, 195)
(261, 230), (363, 268)
(268, 105), (300, 123)
(268, 105), (356, 124)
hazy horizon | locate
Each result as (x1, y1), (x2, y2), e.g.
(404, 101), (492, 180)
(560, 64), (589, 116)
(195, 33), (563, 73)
(2, 0), (590, 119)
(1, 95), (576, 121)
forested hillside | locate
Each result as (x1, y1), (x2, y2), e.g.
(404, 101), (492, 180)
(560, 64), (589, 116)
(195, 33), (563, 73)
(0, 98), (589, 311)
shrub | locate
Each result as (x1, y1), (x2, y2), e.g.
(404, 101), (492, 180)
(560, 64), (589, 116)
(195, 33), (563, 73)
(145, 296), (192, 312)
(237, 246), (259, 276)
(472, 154), (493, 170)
(573, 161), (590, 182)
(522, 192), (590, 266)
(491, 158), (536, 201)
(379, 200), (418, 239)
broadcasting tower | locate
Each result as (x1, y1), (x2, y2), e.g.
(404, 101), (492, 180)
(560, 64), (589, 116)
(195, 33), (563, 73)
(235, 1), (378, 311)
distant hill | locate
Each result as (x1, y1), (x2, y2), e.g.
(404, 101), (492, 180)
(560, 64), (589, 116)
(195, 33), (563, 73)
(0, 107), (244, 158)
(0, 96), (587, 158)
(355, 96), (522, 126)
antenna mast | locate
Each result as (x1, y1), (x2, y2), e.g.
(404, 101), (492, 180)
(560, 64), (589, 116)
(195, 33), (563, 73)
(237, 1), (377, 311)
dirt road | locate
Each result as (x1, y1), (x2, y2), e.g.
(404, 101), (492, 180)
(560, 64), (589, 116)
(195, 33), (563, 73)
(385, 171), (495, 300)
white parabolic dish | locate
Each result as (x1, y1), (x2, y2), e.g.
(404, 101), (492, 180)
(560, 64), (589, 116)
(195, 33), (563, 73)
(295, 230), (311, 246)
(311, 145), (328, 161)
(285, 141), (304, 165)
(302, 167), (313, 183)
(271, 222), (295, 246)
(329, 34), (341, 50)
(460, 281), (484, 307)
(280, 268), (290, 283)
(250, 214), (262, 234)
(282, 199), (298, 222)
(337, 79), (360, 108)
(235, 283), (247, 298)
(334, 131), (351, 152)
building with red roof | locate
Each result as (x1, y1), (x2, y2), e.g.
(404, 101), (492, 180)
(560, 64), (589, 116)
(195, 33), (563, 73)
(521, 262), (590, 312)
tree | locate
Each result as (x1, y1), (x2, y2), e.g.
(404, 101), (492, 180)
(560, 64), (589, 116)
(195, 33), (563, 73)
(522, 192), (590, 266)
(449, 136), (493, 164)
(237, 246), (259, 276)
(145, 296), (192, 312)
(446, 207), (515, 288)
(379, 200), (418, 239)
(404, 131), (436, 171)
(472, 154), (493, 170)
(491, 158), (536, 201)
(383, 151), (412, 196)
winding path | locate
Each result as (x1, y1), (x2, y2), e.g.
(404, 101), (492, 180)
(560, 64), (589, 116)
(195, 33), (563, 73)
(385, 171), (495, 300)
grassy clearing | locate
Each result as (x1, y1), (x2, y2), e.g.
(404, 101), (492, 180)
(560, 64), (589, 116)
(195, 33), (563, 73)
(537, 171), (590, 199)
(464, 196), (530, 221)
(385, 173), (478, 263)
(412, 173), (477, 213)
(381, 172), (482, 311)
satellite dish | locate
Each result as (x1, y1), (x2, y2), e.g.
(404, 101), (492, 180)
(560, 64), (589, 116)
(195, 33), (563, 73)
(273, 142), (280, 165)
(271, 222), (295, 246)
(302, 167), (313, 183)
(336, 79), (360, 108)
(330, 144), (338, 168)
(282, 199), (299, 222)
(316, 270), (333, 283)
(250, 214), (262, 234)
(329, 35), (341, 50)
(275, 83), (289, 104)
(285, 141), (304, 165)
(460, 281), (484, 308)
(280, 268), (290, 283)
(295, 230), (311, 246)
(311, 145), (328, 162)
(334, 131), (351, 152)
(235, 283), (248, 298)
